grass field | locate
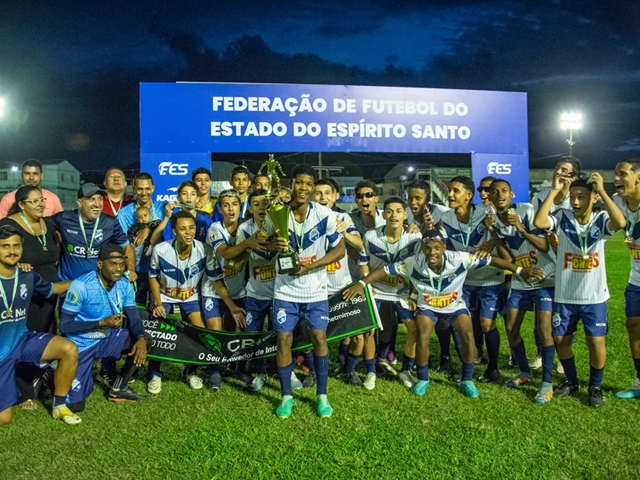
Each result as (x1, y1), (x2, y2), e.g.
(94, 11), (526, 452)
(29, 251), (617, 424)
(2, 234), (640, 480)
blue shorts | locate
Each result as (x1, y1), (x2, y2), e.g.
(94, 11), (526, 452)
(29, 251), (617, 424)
(507, 287), (554, 313)
(0, 332), (54, 411)
(68, 329), (129, 404)
(375, 299), (415, 322)
(201, 296), (246, 321)
(272, 299), (329, 333)
(552, 302), (608, 338)
(416, 307), (470, 328)
(625, 284), (640, 318)
(162, 300), (201, 320)
(463, 284), (503, 320)
(245, 297), (272, 333)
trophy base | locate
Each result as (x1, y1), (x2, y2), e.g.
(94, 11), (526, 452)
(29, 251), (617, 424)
(277, 252), (300, 275)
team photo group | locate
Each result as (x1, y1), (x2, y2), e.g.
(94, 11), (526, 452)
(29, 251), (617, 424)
(2, 154), (640, 426)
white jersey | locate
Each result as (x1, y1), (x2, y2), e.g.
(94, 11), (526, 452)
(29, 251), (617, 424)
(149, 240), (212, 304)
(407, 203), (449, 229)
(237, 218), (277, 300)
(265, 202), (342, 303)
(533, 188), (571, 213)
(440, 204), (505, 287)
(613, 194), (640, 287)
(386, 251), (490, 314)
(548, 209), (614, 304)
(326, 211), (357, 296)
(348, 209), (385, 280)
(203, 221), (246, 300)
(360, 227), (421, 302)
(492, 203), (555, 290)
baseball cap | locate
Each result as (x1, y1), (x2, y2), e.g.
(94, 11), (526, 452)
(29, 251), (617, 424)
(77, 182), (107, 199)
(98, 243), (127, 261)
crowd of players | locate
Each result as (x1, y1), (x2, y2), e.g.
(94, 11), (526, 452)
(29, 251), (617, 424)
(1, 155), (640, 425)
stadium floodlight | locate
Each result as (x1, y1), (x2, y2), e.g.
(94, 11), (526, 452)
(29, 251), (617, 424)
(11, 166), (18, 172)
(560, 112), (583, 156)
(408, 166), (414, 172)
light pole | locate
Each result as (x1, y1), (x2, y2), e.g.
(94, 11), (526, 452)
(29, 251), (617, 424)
(560, 112), (582, 157)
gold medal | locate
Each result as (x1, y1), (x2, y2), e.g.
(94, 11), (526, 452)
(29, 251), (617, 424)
(4, 310), (12, 318)
(582, 254), (590, 260)
(625, 236), (634, 244)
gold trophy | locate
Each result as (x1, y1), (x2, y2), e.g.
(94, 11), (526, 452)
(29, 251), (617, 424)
(258, 154), (300, 274)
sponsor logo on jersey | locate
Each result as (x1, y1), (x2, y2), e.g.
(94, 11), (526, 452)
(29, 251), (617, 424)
(563, 252), (599, 271)
(165, 286), (196, 300)
(67, 290), (79, 305)
(514, 251), (538, 268)
(94, 229), (104, 243)
(423, 291), (458, 308)
(381, 274), (404, 285)
(325, 260), (342, 273)
(309, 228), (320, 243)
(252, 265), (276, 281)
(19, 284), (27, 300)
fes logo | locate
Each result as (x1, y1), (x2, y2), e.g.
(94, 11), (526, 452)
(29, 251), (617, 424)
(19, 284), (27, 300)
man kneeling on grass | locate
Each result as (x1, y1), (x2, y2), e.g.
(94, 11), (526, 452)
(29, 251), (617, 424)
(345, 229), (543, 398)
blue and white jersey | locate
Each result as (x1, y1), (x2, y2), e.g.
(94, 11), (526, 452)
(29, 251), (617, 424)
(326, 211), (358, 296)
(117, 201), (166, 237)
(264, 202), (342, 303)
(614, 194), (640, 287)
(51, 211), (129, 281)
(149, 239), (212, 304)
(407, 203), (450, 229)
(532, 188), (571, 214)
(202, 221), (246, 300)
(491, 203), (555, 290)
(237, 219), (276, 301)
(548, 209), (614, 304)
(348, 209), (385, 280)
(386, 251), (489, 314)
(440, 204), (505, 287)
(360, 227), (421, 302)
(163, 208), (213, 243)
(0, 269), (53, 362)
(213, 196), (250, 223)
(61, 271), (135, 353)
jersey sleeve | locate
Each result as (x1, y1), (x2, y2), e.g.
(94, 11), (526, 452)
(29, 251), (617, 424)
(462, 252), (491, 271)
(49, 211), (64, 231)
(384, 259), (408, 277)
(359, 236), (371, 266)
(110, 216), (129, 246)
(32, 272), (54, 298)
(325, 211), (341, 248)
(61, 280), (88, 314)
(149, 247), (161, 278)
(207, 224), (228, 251)
(122, 280), (137, 308)
(599, 210), (615, 238)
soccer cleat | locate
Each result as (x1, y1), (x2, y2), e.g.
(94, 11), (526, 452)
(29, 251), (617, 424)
(460, 380), (480, 398)
(95, 372), (115, 389)
(208, 373), (223, 392)
(528, 355), (543, 370)
(387, 351), (398, 366)
(478, 369), (500, 383)
(588, 386), (605, 408)
(474, 350), (488, 365)
(146, 375), (162, 395)
(450, 372), (462, 383)
(437, 356), (450, 374)
(363, 372), (376, 391)
(556, 362), (565, 374)
(504, 372), (533, 389)
(398, 370), (416, 388)
(508, 353), (517, 368)
(376, 358), (397, 377)
(249, 374), (267, 393)
(108, 386), (146, 403)
(615, 379), (640, 399)
(276, 396), (294, 418)
(316, 395), (333, 418)
(302, 372), (316, 389)
(52, 405), (82, 425)
(535, 382), (554, 404)
(290, 372), (303, 390)
(333, 362), (345, 376)
(412, 379), (430, 396)
(343, 372), (363, 387)
(555, 380), (579, 398)
(187, 374), (204, 390)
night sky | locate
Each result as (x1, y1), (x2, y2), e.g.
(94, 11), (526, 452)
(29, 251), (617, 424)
(1, 1), (639, 172)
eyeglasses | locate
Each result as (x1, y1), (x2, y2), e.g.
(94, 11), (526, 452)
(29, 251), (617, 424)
(22, 197), (47, 206)
(356, 192), (377, 199)
(477, 187), (490, 193)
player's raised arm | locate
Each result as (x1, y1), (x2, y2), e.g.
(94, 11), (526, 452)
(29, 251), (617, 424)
(533, 175), (566, 230)
(587, 172), (626, 232)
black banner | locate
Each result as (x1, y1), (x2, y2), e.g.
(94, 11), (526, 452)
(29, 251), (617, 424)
(143, 284), (380, 364)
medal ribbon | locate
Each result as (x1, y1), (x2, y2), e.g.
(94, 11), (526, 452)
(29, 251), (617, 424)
(0, 271), (19, 317)
(572, 214), (594, 257)
(78, 212), (101, 257)
(19, 212), (47, 250)
(290, 206), (310, 253)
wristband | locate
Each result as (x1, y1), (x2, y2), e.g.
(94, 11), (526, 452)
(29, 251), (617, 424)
(515, 266), (523, 276)
(409, 292), (418, 301)
(358, 279), (367, 287)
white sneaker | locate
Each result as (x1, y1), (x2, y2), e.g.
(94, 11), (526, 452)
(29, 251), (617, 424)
(398, 370), (416, 388)
(528, 355), (543, 370)
(147, 375), (162, 394)
(187, 374), (204, 390)
(291, 372), (303, 390)
(557, 362), (565, 374)
(363, 372), (377, 391)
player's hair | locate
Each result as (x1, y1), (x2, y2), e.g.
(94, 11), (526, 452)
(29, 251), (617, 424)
(620, 158), (640, 173)
(133, 172), (154, 185)
(450, 175), (475, 193)
(249, 189), (269, 202)
(251, 173), (269, 186)
(570, 178), (594, 192)
(177, 180), (197, 194)
(8, 186), (42, 216)
(315, 178), (339, 193)
(218, 189), (240, 203)
(169, 210), (196, 230)
(291, 164), (317, 182)
(191, 167), (211, 181)
(230, 165), (251, 180)
(422, 229), (444, 243)
(354, 179), (378, 195)
(480, 176), (497, 184)
(0, 223), (24, 241)
(488, 179), (512, 191)
(383, 196), (407, 210)
(105, 167), (125, 180)
(557, 156), (582, 173)
(21, 159), (42, 173)
(407, 179), (431, 195)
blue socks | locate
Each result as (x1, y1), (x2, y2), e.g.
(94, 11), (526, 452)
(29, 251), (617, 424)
(53, 395), (67, 407)
(401, 355), (415, 372)
(541, 345), (555, 384)
(512, 340), (531, 374)
(534, 328), (543, 356)
(345, 353), (360, 374)
(485, 328), (500, 370)
(589, 365), (604, 388)
(314, 354), (329, 396)
(436, 326), (452, 358)
(416, 364), (429, 381)
(461, 362), (474, 382)
(377, 341), (391, 360)
(338, 341), (348, 365)
(304, 351), (316, 373)
(634, 357), (640, 380)
(364, 357), (376, 374)
(560, 356), (579, 385)
(278, 360), (295, 396)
